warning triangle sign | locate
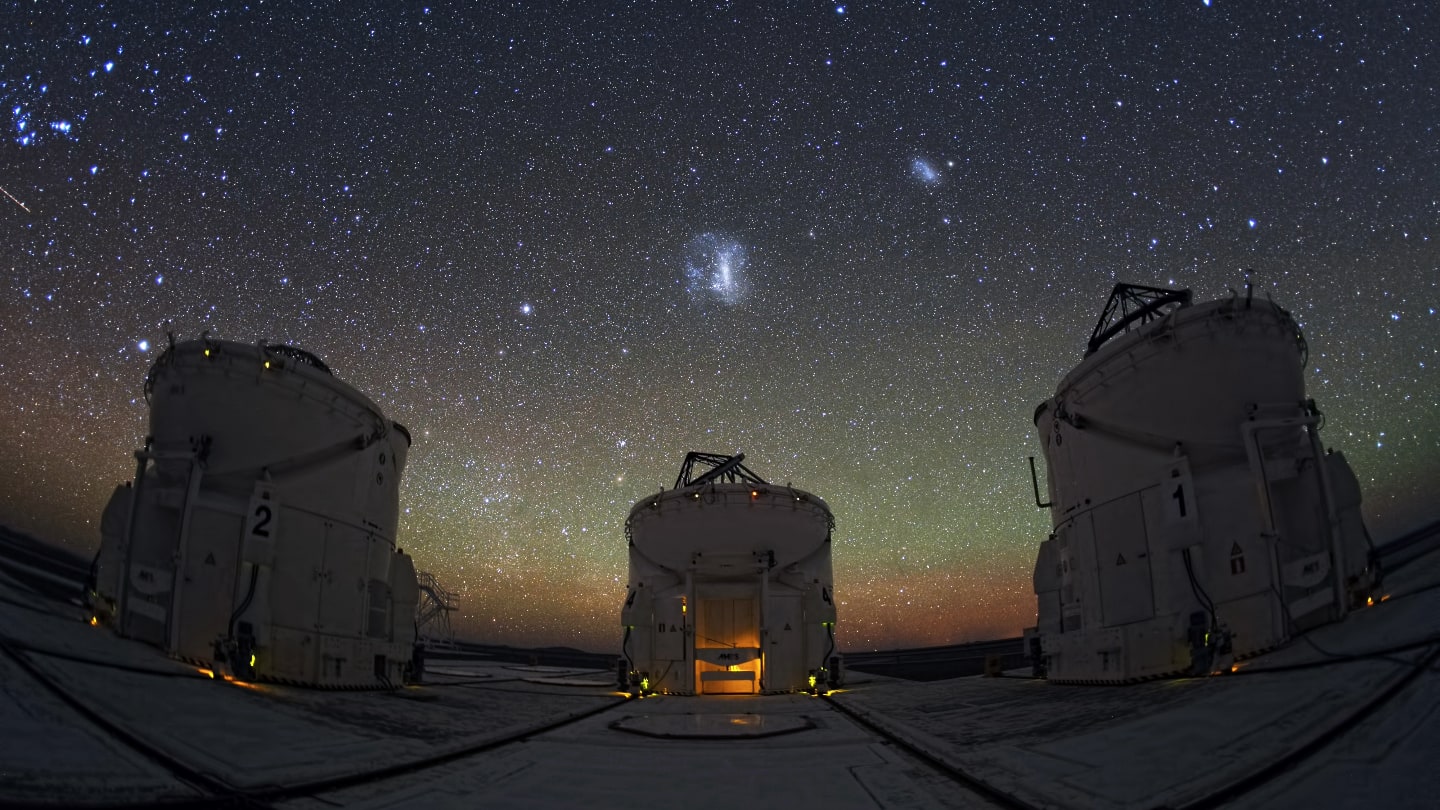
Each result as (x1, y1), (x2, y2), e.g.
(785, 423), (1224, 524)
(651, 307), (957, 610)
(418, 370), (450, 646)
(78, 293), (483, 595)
(1230, 542), (1244, 556)
(203, 552), (216, 566)
(783, 622), (792, 631)
(1116, 554), (1126, 566)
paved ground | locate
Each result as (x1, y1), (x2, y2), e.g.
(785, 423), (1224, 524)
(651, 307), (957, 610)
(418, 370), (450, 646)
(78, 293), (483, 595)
(2, 542), (1438, 809)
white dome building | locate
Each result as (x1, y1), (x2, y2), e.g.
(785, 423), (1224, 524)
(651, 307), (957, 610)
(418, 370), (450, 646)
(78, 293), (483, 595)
(621, 453), (840, 695)
(92, 337), (418, 687)
(1027, 283), (1378, 683)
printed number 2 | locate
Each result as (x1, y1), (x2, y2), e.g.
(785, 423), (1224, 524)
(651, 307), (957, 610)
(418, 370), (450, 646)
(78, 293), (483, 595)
(1172, 484), (1187, 518)
(252, 504), (273, 537)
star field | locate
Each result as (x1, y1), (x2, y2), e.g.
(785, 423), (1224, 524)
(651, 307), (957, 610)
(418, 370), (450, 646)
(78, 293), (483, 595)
(2, 2), (1437, 651)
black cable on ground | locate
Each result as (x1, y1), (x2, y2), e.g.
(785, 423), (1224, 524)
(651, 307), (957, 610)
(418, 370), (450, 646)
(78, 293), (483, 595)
(248, 693), (631, 803)
(2, 630), (628, 807)
(1231, 629), (1440, 676)
(1165, 643), (1440, 810)
(0, 795), (260, 810)
(227, 563), (260, 639)
(1181, 547), (1217, 626)
(1378, 575), (1440, 603)
(0, 590), (82, 618)
(0, 634), (215, 679)
(1276, 544), (1440, 665)
(0, 572), (88, 616)
(824, 693), (1042, 810)
(0, 638), (265, 809)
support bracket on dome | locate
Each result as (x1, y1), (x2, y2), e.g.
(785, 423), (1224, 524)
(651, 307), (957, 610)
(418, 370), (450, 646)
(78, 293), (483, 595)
(674, 451), (768, 489)
(1086, 283), (1192, 357)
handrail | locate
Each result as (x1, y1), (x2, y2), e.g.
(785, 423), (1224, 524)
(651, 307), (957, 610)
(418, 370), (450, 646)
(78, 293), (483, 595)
(1028, 456), (1052, 509)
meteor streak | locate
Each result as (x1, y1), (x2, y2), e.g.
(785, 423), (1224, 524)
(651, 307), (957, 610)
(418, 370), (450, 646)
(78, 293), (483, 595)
(0, 185), (30, 213)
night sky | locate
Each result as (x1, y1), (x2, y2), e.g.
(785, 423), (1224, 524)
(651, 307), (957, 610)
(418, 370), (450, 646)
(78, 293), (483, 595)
(3, 2), (1436, 651)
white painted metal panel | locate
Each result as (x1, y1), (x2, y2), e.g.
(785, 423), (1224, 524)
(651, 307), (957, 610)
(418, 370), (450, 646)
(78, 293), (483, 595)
(653, 596), (685, 661)
(269, 507), (326, 631)
(320, 523), (369, 637)
(173, 507), (244, 662)
(1092, 496), (1155, 627)
(766, 594), (804, 690)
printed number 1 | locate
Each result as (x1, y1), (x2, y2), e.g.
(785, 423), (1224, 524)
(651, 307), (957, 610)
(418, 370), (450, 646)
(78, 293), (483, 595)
(1172, 484), (1187, 518)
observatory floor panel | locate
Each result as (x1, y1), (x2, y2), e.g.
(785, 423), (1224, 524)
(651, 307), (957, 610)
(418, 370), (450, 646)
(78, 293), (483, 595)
(4, 544), (1439, 809)
(1230, 546), (1440, 809)
(0, 579), (625, 805)
(285, 693), (988, 810)
(831, 545), (1440, 810)
(0, 626), (202, 804)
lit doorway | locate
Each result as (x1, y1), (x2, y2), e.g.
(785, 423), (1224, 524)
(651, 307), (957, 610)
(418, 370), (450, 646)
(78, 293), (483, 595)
(695, 597), (760, 694)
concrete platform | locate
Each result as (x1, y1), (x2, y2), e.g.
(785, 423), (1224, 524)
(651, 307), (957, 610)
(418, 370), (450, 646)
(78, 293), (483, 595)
(2, 545), (1438, 809)
(828, 545), (1440, 809)
(287, 693), (981, 810)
